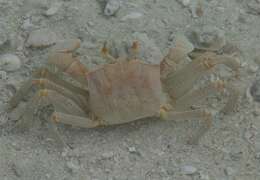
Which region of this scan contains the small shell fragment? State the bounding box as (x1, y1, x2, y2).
(181, 165, 197, 175)
(250, 79, 260, 103)
(104, 0, 120, 16)
(0, 21, 8, 46)
(178, 0, 191, 7)
(121, 12, 143, 21)
(45, 2, 62, 16)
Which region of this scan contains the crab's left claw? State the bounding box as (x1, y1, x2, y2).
(160, 35, 194, 78)
(48, 39, 88, 85)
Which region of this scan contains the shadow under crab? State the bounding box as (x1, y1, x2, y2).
(6, 37, 241, 147)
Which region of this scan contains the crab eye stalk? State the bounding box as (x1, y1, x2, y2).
(101, 41, 116, 63)
(129, 41, 140, 60)
(101, 41, 109, 55)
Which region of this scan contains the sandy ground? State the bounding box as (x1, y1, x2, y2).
(0, 0, 260, 179)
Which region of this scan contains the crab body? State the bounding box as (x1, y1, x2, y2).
(87, 60, 162, 125)
(7, 38, 240, 146)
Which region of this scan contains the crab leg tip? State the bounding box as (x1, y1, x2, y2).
(101, 42, 108, 55)
(214, 80, 225, 91)
(203, 111, 212, 128)
(131, 41, 139, 50)
(38, 89, 49, 97)
(159, 108, 167, 120)
(159, 105, 171, 120)
(51, 113, 60, 123)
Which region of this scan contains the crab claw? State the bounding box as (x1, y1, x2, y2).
(48, 39, 88, 84)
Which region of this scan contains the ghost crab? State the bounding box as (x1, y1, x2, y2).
(7, 37, 240, 146)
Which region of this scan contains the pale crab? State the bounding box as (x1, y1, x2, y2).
(7, 37, 240, 146)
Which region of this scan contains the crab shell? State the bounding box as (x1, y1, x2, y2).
(87, 60, 162, 125)
(7, 38, 241, 147)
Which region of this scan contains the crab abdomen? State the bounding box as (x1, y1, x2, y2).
(87, 60, 161, 125)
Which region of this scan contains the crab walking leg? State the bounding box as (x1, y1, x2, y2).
(51, 112, 100, 128)
(160, 35, 194, 78)
(16, 89, 88, 147)
(14, 90, 43, 130)
(101, 41, 117, 63)
(160, 108, 212, 144)
(31, 79, 89, 112)
(160, 48, 184, 77)
(7, 79, 33, 112)
(173, 80, 225, 110)
(16, 89, 86, 127)
(163, 52, 240, 99)
(7, 68, 89, 112)
(11, 89, 65, 149)
(45, 119, 67, 149)
(33, 68, 89, 96)
(37, 89, 87, 116)
(48, 52, 88, 85)
(221, 84, 240, 114)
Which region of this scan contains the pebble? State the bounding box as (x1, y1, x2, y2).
(121, 12, 143, 21)
(8, 102, 26, 121)
(21, 18, 35, 31)
(0, 54, 21, 72)
(104, 0, 120, 16)
(52, 39, 81, 52)
(181, 165, 197, 175)
(199, 172, 210, 180)
(45, 2, 62, 16)
(256, 152, 260, 159)
(101, 152, 114, 159)
(186, 25, 226, 51)
(177, 0, 203, 18)
(128, 146, 137, 153)
(0, 21, 8, 46)
(252, 107, 260, 116)
(0, 70, 7, 80)
(177, 0, 191, 7)
(247, 1, 260, 15)
(244, 124, 258, 144)
(250, 79, 260, 103)
(247, 64, 259, 74)
(229, 148, 243, 161)
(0, 111, 8, 125)
(27, 28, 58, 48)
(9, 34, 25, 51)
(254, 55, 260, 66)
(224, 167, 236, 176)
(11, 162, 23, 177)
(66, 160, 80, 174)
